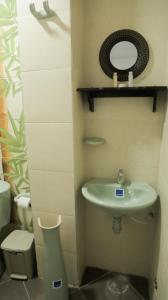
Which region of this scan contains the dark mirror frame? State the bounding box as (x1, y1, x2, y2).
(99, 29, 149, 81)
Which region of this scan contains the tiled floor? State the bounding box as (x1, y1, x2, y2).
(81, 267, 149, 300)
(0, 267, 149, 300)
(0, 272, 44, 300)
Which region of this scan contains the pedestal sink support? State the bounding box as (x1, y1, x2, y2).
(112, 216, 122, 234)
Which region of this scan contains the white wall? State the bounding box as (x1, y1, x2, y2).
(83, 0, 168, 87)
(17, 0, 79, 284)
(155, 31, 168, 300)
(17, 0, 168, 292)
(82, 0, 167, 279)
(71, 0, 85, 282)
(155, 102, 168, 300)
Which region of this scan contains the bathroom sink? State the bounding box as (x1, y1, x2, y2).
(81, 178, 157, 215)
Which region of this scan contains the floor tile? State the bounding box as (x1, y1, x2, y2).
(0, 258, 5, 282)
(25, 278, 45, 300)
(81, 272, 146, 300)
(0, 267, 149, 300)
(69, 289, 85, 300)
(130, 275, 149, 300)
(0, 271, 9, 284)
(81, 267, 108, 285)
(0, 280, 28, 300)
(81, 279, 108, 300)
(69, 287, 79, 295)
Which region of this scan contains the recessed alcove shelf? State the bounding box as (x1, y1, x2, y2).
(77, 86, 167, 112)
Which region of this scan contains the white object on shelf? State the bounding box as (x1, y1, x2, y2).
(113, 72, 118, 87)
(84, 137, 106, 146)
(118, 83, 127, 88)
(128, 71, 133, 87)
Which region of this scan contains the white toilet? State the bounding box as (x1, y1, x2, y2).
(0, 180, 11, 277)
(0, 180, 11, 233)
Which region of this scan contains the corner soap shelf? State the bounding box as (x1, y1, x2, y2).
(77, 86, 167, 112)
(84, 137, 106, 146)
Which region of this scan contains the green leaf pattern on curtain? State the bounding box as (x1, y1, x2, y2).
(0, 0, 21, 96)
(0, 0, 30, 195)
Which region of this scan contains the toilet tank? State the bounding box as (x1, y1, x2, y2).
(0, 181, 11, 230)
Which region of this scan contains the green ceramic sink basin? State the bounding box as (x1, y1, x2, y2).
(82, 178, 157, 215)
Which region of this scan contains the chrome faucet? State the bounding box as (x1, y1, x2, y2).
(117, 168, 125, 185)
(115, 169, 131, 186)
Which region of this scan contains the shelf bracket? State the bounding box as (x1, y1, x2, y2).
(152, 91, 157, 112)
(87, 93, 94, 112)
(77, 87, 167, 113)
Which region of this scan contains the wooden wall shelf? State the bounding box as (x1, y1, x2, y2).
(77, 86, 167, 112)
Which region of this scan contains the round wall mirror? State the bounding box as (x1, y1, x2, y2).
(109, 41, 138, 70)
(99, 29, 149, 81)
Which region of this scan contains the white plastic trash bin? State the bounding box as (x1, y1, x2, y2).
(38, 216, 69, 300)
(1, 230, 36, 280)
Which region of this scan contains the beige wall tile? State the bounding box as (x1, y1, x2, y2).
(22, 69, 72, 123)
(33, 211, 77, 253)
(25, 123, 74, 172)
(17, 0, 70, 17)
(124, 165, 158, 189)
(29, 170, 75, 215)
(84, 117, 164, 188)
(84, 98, 166, 122)
(18, 11, 71, 71)
(64, 251, 79, 285)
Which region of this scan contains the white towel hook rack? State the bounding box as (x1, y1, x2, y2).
(29, 1, 56, 19)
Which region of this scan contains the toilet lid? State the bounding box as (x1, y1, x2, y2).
(1, 230, 34, 252)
